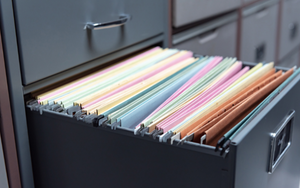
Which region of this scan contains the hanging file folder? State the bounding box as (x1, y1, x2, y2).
(32, 48, 297, 151)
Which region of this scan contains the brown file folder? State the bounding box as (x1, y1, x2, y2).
(180, 68, 276, 140)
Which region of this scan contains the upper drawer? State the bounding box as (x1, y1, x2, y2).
(240, 2, 278, 63)
(14, 0, 164, 85)
(173, 0, 241, 27)
(174, 20, 237, 58)
(279, 0, 300, 60)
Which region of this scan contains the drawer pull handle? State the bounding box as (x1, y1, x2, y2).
(289, 23, 298, 40)
(255, 43, 266, 63)
(198, 30, 218, 44)
(268, 110, 295, 174)
(256, 8, 268, 19)
(85, 14, 131, 30)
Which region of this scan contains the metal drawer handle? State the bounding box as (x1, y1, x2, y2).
(198, 29, 219, 44)
(256, 9, 268, 19)
(268, 110, 295, 174)
(255, 43, 266, 63)
(85, 14, 131, 30)
(289, 23, 298, 40)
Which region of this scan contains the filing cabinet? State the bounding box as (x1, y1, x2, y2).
(1, 0, 300, 188)
(240, 0, 278, 63)
(14, 0, 165, 85)
(279, 0, 300, 61)
(173, 13, 238, 58)
(173, 0, 241, 27)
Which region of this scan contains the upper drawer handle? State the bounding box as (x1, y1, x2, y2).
(85, 14, 131, 30)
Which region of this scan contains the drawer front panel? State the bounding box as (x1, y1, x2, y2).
(14, 0, 164, 85)
(277, 48, 300, 68)
(279, 0, 300, 60)
(241, 3, 278, 63)
(173, 0, 241, 27)
(174, 21, 237, 58)
(26, 110, 233, 188)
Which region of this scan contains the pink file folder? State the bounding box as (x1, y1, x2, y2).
(158, 64, 249, 132)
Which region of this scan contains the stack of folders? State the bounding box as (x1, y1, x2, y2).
(33, 46, 300, 155)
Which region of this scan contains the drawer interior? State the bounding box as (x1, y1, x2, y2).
(26, 50, 294, 150)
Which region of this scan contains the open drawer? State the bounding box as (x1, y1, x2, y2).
(25, 59, 300, 188)
(13, 0, 164, 85)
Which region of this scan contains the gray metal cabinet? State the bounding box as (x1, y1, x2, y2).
(279, 0, 300, 60)
(3, 1, 300, 188)
(173, 13, 237, 58)
(14, 0, 164, 85)
(240, 1, 278, 63)
(173, 0, 241, 27)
